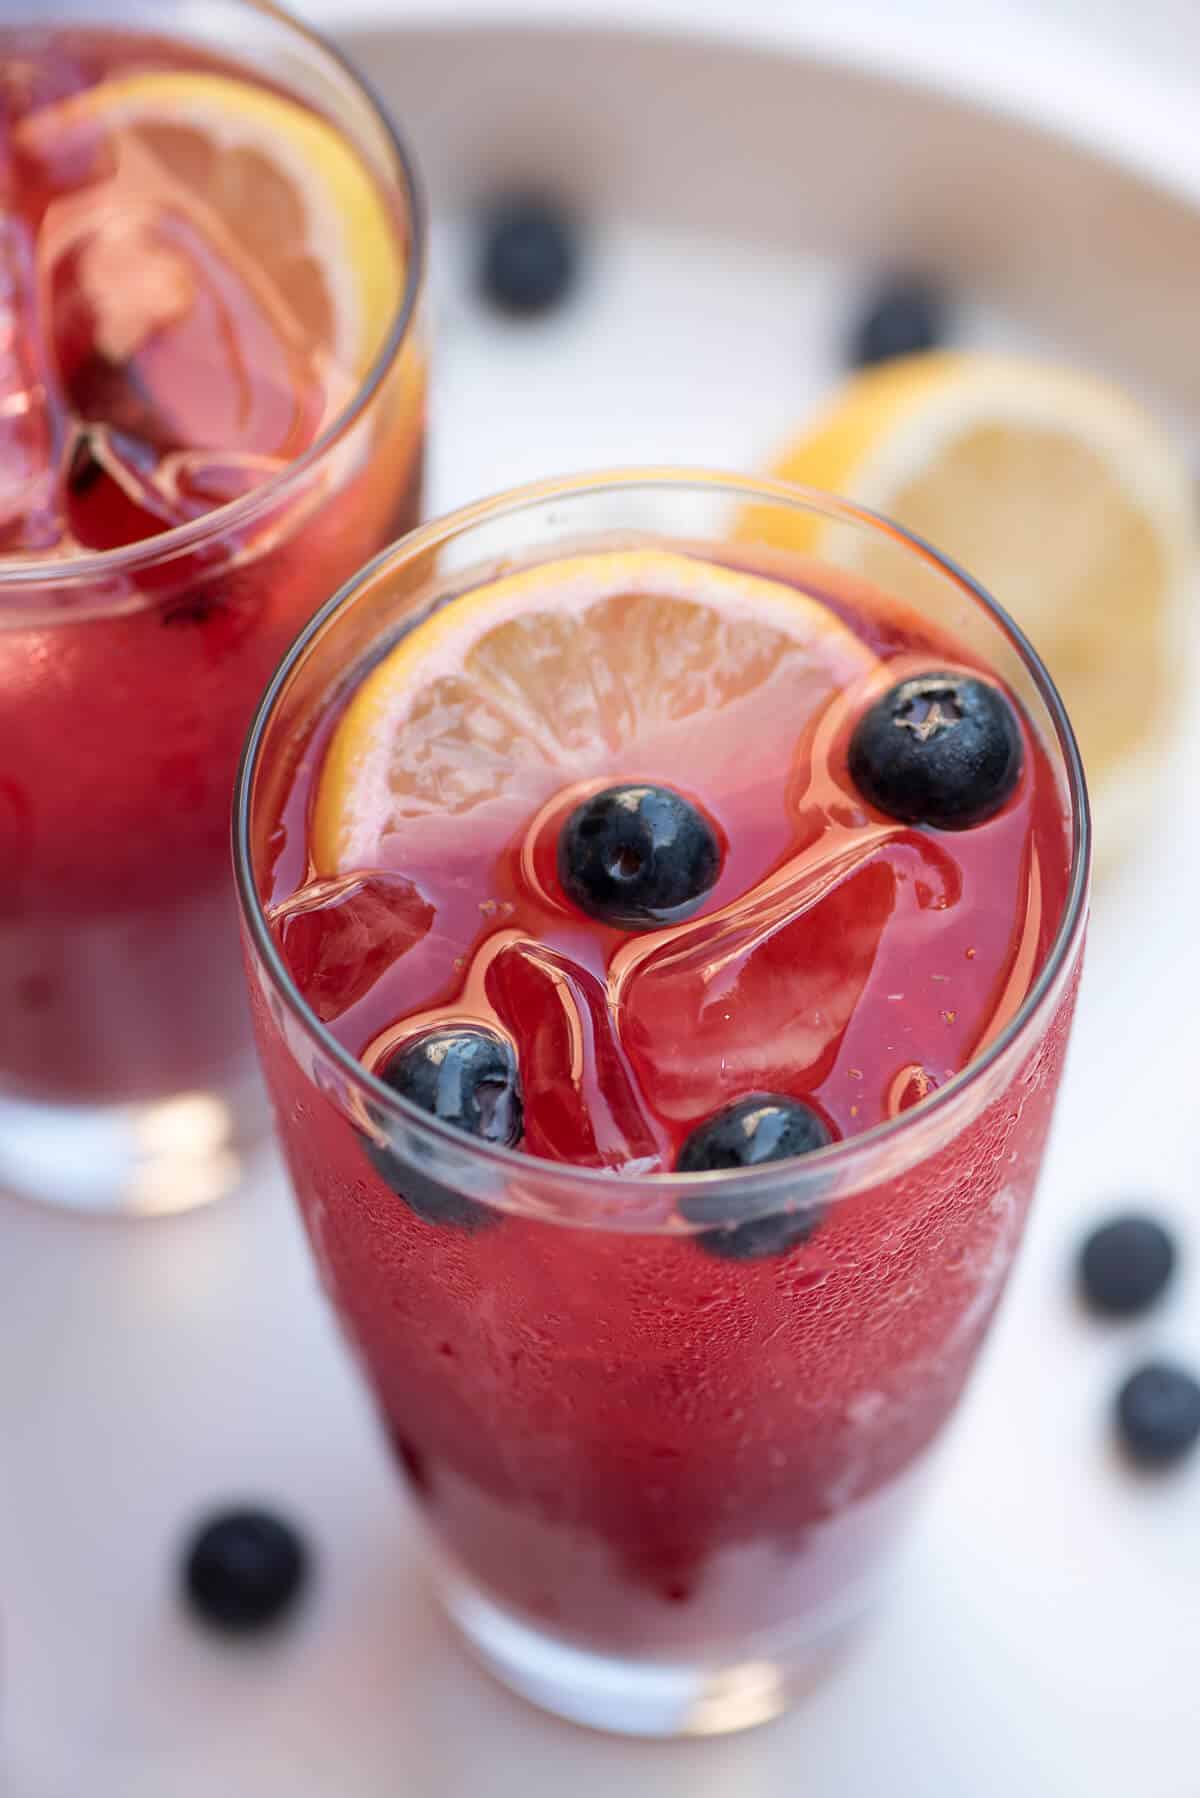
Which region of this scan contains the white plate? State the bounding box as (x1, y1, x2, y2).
(4, 15, 1199, 1798)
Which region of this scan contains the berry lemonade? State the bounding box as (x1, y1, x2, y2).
(0, 18, 422, 1181)
(242, 485, 1085, 1726)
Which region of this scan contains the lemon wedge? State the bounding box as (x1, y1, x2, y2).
(312, 547, 877, 875)
(21, 70, 404, 378)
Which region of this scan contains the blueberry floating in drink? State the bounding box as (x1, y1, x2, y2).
(558, 783, 722, 929)
(677, 1095, 832, 1260)
(363, 1027, 521, 1230)
(383, 1026, 523, 1149)
(849, 672, 1023, 829)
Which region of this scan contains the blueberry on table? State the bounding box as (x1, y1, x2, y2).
(848, 672, 1023, 830)
(183, 1508, 309, 1634)
(1115, 1363, 1200, 1469)
(849, 277, 948, 368)
(363, 1026, 521, 1229)
(1078, 1214, 1176, 1317)
(559, 783, 721, 930)
(677, 1094, 831, 1261)
(479, 197, 577, 316)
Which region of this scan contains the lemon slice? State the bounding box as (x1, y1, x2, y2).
(21, 71, 403, 379)
(744, 353, 1197, 863)
(313, 548, 877, 875)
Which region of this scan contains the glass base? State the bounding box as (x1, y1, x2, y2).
(439, 1564, 864, 1738)
(0, 1076, 267, 1216)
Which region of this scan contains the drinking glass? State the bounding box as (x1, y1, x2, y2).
(0, 0, 425, 1214)
(235, 472, 1089, 1736)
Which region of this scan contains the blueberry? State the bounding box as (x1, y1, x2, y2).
(479, 197, 577, 316)
(677, 1095, 831, 1261)
(849, 277, 948, 368)
(1115, 1363, 1200, 1469)
(383, 1026, 522, 1145)
(1078, 1214, 1176, 1317)
(848, 672, 1022, 830)
(559, 784, 721, 930)
(183, 1508, 309, 1634)
(363, 1027, 520, 1229)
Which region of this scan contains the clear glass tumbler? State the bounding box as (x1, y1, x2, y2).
(234, 473, 1089, 1736)
(0, 0, 425, 1214)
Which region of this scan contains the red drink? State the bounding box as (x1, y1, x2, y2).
(237, 475, 1088, 1734)
(0, 7, 424, 1212)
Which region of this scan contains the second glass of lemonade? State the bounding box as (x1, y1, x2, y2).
(236, 472, 1088, 1737)
(0, 0, 425, 1213)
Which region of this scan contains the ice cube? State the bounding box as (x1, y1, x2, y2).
(615, 826, 906, 1122)
(486, 939, 668, 1170)
(270, 874, 436, 1023)
(2, 43, 96, 209)
(64, 349, 183, 450)
(39, 164, 324, 462)
(47, 217, 192, 453)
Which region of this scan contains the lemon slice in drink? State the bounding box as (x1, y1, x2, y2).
(313, 548, 877, 876)
(21, 70, 404, 381)
(744, 353, 1197, 862)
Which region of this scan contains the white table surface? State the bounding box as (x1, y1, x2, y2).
(4, 5, 1200, 1795)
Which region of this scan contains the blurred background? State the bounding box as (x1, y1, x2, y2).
(3, 0, 1199, 1793)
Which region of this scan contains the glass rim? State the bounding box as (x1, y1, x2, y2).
(233, 467, 1091, 1220)
(0, 0, 426, 604)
